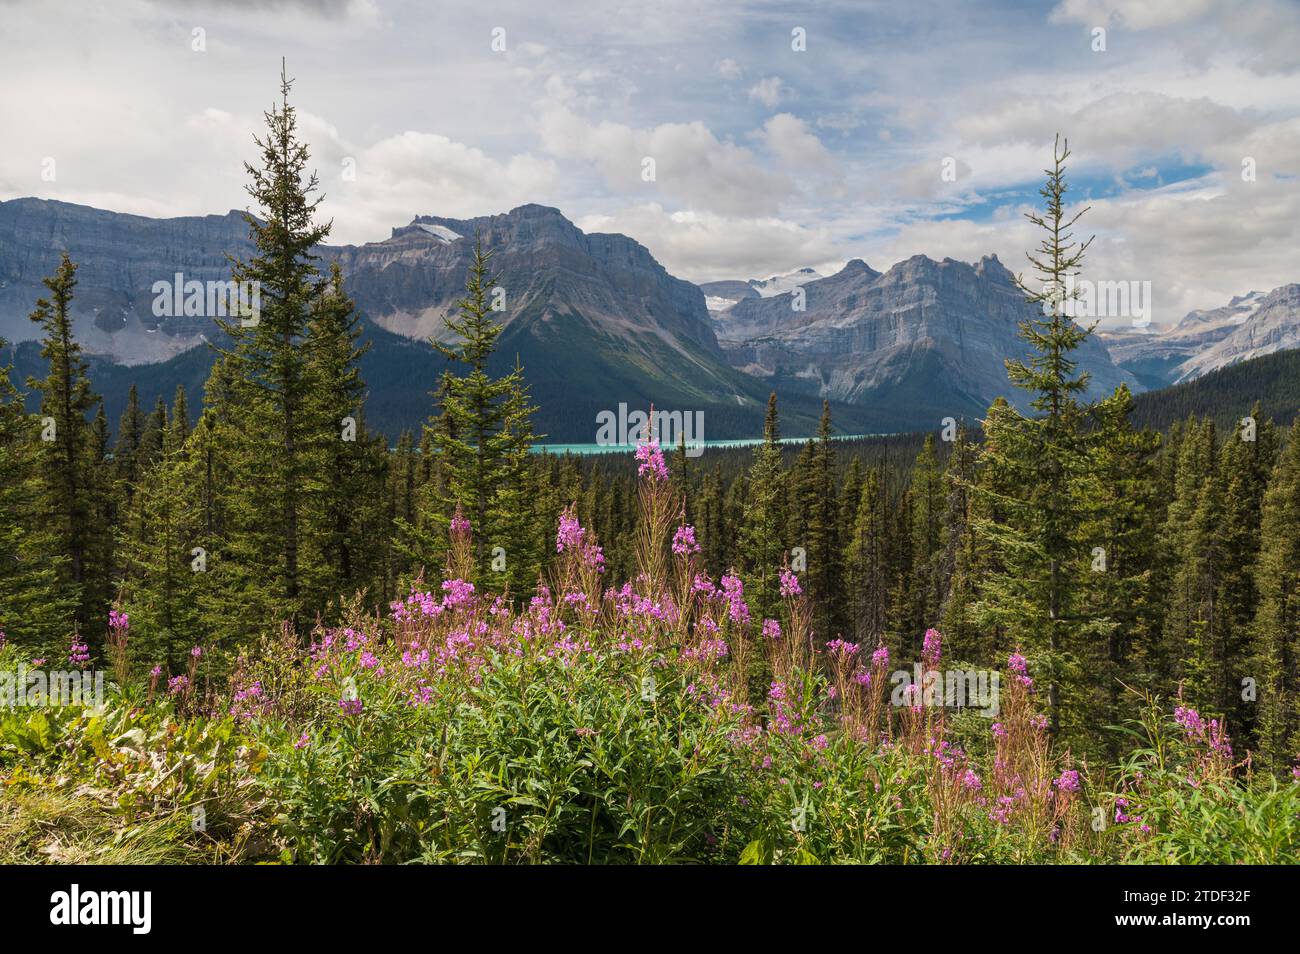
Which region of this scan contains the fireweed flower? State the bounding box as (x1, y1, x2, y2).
(721, 573, 750, 625)
(871, 644, 890, 669)
(761, 618, 781, 640)
(338, 698, 364, 716)
(922, 628, 942, 666)
(1007, 652, 1027, 675)
(1054, 769, 1081, 793)
(826, 638, 860, 658)
(779, 569, 801, 598)
(293, 732, 310, 750)
(108, 610, 129, 631)
(68, 634, 90, 668)
(190, 645, 203, 659)
(635, 441, 668, 482)
(441, 579, 476, 609)
(672, 524, 699, 556)
(961, 769, 983, 792)
(690, 574, 716, 597)
(556, 510, 585, 553)
(167, 675, 189, 695)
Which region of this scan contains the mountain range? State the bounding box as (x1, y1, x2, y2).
(2, 195, 1294, 441)
(1102, 285, 1300, 390)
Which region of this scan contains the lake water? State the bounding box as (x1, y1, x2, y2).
(530, 434, 878, 456)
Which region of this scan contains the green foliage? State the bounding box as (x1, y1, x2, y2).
(261, 645, 747, 864)
(741, 393, 788, 619)
(25, 254, 108, 640)
(0, 340, 73, 654)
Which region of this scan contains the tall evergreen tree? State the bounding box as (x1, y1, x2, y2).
(201, 64, 333, 645)
(26, 253, 108, 638)
(740, 393, 787, 619)
(844, 465, 890, 644)
(969, 136, 1097, 739)
(403, 237, 537, 592)
(1075, 385, 1160, 751)
(120, 396, 206, 668)
(1252, 420, 1300, 772)
(0, 339, 73, 652)
(806, 401, 844, 638)
(307, 263, 385, 605)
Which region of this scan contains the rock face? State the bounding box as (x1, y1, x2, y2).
(0, 197, 254, 364)
(0, 198, 787, 438)
(324, 204, 757, 430)
(715, 253, 1140, 423)
(330, 203, 723, 358)
(1103, 287, 1300, 387)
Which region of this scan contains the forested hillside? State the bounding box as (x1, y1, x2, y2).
(1130, 347, 1300, 433)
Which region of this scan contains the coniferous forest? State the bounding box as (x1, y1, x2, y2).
(3, 75, 1300, 887)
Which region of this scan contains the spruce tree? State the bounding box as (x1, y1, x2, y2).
(120, 398, 206, 668)
(844, 466, 890, 643)
(26, 253, 107, 638)
(740, 393, 787, 619)
(807, 401, 844, 638)
(0, 339, 74, 652)
(404, 237, 537, 592)
(201, 64, 334, 645)
(969, 136, 1096, 739)
(307, 262, 385, 605)
(1252, 420, 1300, 772)
(1075, 385, 1160, 750)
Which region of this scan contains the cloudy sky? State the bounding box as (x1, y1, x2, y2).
(2, 0, 1298, 326)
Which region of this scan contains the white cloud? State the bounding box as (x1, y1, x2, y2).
(755, 114, 838, 178)
(747, 76, 788, 108)
(576, 204, 837, 283)
(535, 105, 792, 216)
(716, 58, 742, 80)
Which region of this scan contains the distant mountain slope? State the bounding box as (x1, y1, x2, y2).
(715, 253, 1139, 422)
(1130, 347, 1300, 433)
(1104, 285, 1300, 388)
(0, 197, 254, 364)
(3, 318, 897, 443)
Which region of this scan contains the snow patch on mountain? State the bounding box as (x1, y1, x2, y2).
(416, 223, 463, 244)
(750, 267, 823, 298)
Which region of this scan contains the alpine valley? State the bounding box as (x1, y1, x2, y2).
(1, 195, 1296, 441)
